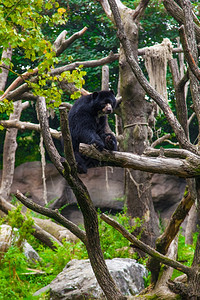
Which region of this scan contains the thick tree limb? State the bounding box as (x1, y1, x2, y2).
(15, 190, 86, 243)
(179, 25, 200, 81)
(144, 147, 197, 159)
(138, 47, 183, 56)
(132, 0, 150, 20)
(180, 0, 200, 141)
(53, 30, 68, 50)
(5, 82, 32, 101)
(79, 143, 200, 177)
(99, 0, 126, 21)
(107, 0, 198, 155)
(100, 213, 192, 276)
(0, 101, 23, 199)
(55, 27, 88, 57)
(157, 192, 193, 254)
(50, 51, 119, 76)
(59, 106, 77, 175)
(0, 120, 61, 140)
(0, 195, 62, 249)
(36, 96, 64, 175)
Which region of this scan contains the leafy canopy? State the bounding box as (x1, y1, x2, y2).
(0, 0, 86, 108)
(0, 0, 66, 60)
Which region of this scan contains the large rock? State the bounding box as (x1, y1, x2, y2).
(11, 161, 66, 205)
(49, 258, 147, 299)
(151, 174, 186, 219)
(9, 162, 124, 209)
(1, 161, 186, 224)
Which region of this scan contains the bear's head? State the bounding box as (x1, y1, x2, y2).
(91, 90, 116, 116)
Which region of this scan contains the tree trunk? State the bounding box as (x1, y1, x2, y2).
(0, 101, 23, 200)
(0, 46, 12, 91)
(117, 7, 159, 248)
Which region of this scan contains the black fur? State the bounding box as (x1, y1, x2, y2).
(68, 90, 117, 173)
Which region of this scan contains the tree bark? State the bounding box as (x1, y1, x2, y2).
(0, 46, 12, 91)
(101, 0, 159, 249)
(0, 101, 23, 199)
(35, 97, 125, 300)
(79, 143, 200, 177)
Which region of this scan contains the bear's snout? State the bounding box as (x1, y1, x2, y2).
(102, 103, 113, 114)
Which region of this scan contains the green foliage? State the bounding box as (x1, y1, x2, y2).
(172, 232, 198, 279)
(0, 0, 85, 107)
(1, 207, 199, 298)
(0, 246, 30, 299)
(55, 0, 119, 92)
(99, 212, 131, 259)
(7, 205, 35, 247)
(99, 210, 145, 259)
(0, 98, 13, 115)
(0, 210, 141, 298)
(0, 0, 67, 52)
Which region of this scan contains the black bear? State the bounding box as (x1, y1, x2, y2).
(68, 90, 117, 174)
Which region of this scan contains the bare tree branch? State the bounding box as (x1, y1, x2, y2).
(55, 27, 88, 56)
(151, 134, 171, 148)
(179, 25, 200, 81)
(144, 147, 197, 159)
(36, 96, 64, 174)
(99, 0, 126, 21)
(50, 51, 119, 76)
(0, 68, 38, 101)
(59, 106, 77, 175)
(0, 120, 61, 140)
(0, 101, 23, 199)
(100, 213, 192, 276)
(169, 58, 188, 137)
(53, 30, 68, 50)
(15, 190, 86, 243)
(148, 190, 194, 283)
(138, 47, 183, 55)
(180, 0, 200, 139)
(132, 0, 150, 20)
(79, 143, 200, 177)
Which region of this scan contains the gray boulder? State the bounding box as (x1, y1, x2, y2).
(49, 258, 147, 299)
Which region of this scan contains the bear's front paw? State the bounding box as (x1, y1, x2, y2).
(104, 134, 117, 151)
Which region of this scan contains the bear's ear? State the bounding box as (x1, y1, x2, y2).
(92, 92, 99, 99)
(109, 89, 114, 95)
